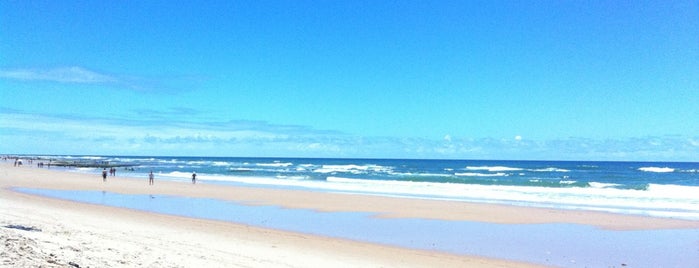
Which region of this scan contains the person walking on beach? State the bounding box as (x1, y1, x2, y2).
(102, 168, 108, 182)
(192, 172, 197, 184)
(149, 171, 154, 185)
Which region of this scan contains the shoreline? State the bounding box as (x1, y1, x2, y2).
(3, 161, 699, 267)
(1, 162, 543, 267)
(4, 161, 698, 230)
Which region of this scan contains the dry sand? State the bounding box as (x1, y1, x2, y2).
(2, 161, 697, 267)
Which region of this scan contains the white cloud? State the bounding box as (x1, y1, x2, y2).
(689, 139, 699, 147)
(0, 66, 116, 84)
(1, 111, 698, 161)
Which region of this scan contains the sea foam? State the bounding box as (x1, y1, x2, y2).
(638, 167, 675, 173)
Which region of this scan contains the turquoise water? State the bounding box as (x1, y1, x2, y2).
(15, 187, 699, 267)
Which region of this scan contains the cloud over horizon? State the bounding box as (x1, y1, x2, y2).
(1, 110, 697, 161)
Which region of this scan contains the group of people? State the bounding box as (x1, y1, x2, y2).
(36, 161, 50, 168)
(3, 156, 37, 167)
(101, 168, 118, 181)
(103, 170, 197, 185)
(11, 157, 32, 167)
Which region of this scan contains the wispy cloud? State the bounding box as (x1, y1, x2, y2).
(1, 110, 698, 161)
(0, 66, 116, 84)
(0, 66, 203, 93)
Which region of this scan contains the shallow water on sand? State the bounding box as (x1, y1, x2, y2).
(15, 187, 699, 267)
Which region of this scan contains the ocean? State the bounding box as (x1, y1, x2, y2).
(40, 155, 699, 220)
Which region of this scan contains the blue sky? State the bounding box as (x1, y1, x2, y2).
(1, 1, 698, 161)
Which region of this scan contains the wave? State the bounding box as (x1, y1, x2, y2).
(163, 171, 197, 178)
(256, 162, 293, 167)
(228, 168, 254, 173)
(465, 166, 523, 172)
(588, 182, 622, 189)
(467, 166, 569, 173)
(275, 175, 312, 180)
(638, 167, 675, 173)
(389, 172, 454, 178)
(185, 160, 209, 165)
(314, 164, 392, 174)
(156, 159, 182, 164)
(646, 184, 698, 198)
(296, 164, 319, 171)
(63, 156, 106, 160)
(531, 167, 570, 172)
(321, 177, 699, 220)
(454, 172, 507, 177)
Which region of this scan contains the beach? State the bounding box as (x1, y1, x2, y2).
(2, 161, 698, 267)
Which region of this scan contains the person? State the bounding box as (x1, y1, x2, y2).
(191, 172, 197, 184)
(102, 168, 108, 182)
(149, 171, 154, 185)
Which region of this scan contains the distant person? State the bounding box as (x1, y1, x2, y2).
(192, 172, 197, 184)
(102, 168, 108, 182)
(149, 171, 154, 185)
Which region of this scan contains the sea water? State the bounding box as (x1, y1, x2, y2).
(32, 156, 699, 220)
(14, 188, 699, 267)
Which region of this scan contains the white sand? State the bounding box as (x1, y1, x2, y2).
(2, 162, 548, 267)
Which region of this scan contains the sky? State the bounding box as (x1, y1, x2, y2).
(1, 0, 698, 161)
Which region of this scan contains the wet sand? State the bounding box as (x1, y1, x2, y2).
(2, 161, 697, 267)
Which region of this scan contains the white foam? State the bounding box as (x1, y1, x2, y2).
(531, 167, 570, 172)
(638, 167, 675, 173)
(588, 182, 621, 188)
(113, 168, 699, 220)
(314, 164, 392, 174)
(454, 172, 507, 177)
(389, 171, 453, 177)
(275, 175, 311, 180)
(66, 156, 105, 160)
(256, 162, 293, 167)
(322, 178, 699, 219)
(465, 166, 523, 172)
(646, 184, 698, 199)
(163, 171, 195, 178)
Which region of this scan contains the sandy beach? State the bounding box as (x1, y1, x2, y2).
(2, 161, 698, 267)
